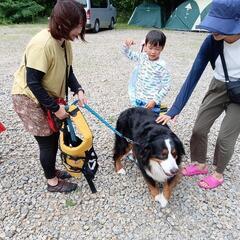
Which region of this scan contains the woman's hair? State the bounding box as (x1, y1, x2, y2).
(49, 0, 86, 41)
(145, 30, 166, 48)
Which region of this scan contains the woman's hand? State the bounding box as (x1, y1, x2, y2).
(77, 90, 87, 107)
(54, 104, 69, 120)
(145, 100, 156, 110)
(156, 114, 172, 125)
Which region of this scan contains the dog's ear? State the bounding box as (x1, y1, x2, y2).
(143, 144, 152, 164)
(135, 144, 151, 165)
(171, 132, 185, 156)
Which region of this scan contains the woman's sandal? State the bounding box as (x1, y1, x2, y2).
(181, 163, 208, 176)
(47, 179, 78, 193)
(198, 175, 224, 190)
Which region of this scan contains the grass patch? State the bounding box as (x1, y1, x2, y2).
(0, 16, 48, 26)
(115, 23, 146, 30)
(65, 199, 77, 207)
(1, 20, 147, 31)
(108, 115, 116, 124)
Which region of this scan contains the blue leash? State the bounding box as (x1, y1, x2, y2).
(71, 100, 135, 144)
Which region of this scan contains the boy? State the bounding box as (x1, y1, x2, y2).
(122, 30, 171, 114)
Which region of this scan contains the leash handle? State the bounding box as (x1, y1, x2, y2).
(64, 105, 77, 143)
(66, 118, 77, 142)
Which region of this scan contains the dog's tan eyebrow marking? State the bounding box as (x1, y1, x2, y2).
(172, 149, 177, 156)
(162, 149, 168, 155)
(159, 149, 168, 160)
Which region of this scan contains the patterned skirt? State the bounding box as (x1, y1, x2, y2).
(12, 94, 53, 136)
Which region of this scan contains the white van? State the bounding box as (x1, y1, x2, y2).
(77, 0, 117, 33)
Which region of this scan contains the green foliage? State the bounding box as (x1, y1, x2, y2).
(0, 0, 44, 24)
(115, 23, 145, 30)
(112, 0, 143, 22)
(34, 0, 56, 16)
(65, 199, 77, 207)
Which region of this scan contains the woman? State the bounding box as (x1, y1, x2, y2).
(12, 0, 87, 192)
(156, 0, 240, 189)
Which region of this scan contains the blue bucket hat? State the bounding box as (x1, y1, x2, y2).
(196, 0, 240, 35)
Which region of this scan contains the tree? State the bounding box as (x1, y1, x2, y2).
(34, 0, 56, 16)
(0, 0, 44, 23)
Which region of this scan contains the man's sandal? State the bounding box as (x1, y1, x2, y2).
(181, 163, 208, 176)
(198, 175, 224, 190)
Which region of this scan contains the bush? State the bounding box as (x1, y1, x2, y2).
(0, 0, 44, 24)
(112, 0, 142, 22)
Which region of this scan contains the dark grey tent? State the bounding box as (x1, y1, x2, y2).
(128, 2, 162, 28)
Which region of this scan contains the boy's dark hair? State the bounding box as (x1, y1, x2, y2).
(145, 30, 166, 48)
(49, 0, 86, 41)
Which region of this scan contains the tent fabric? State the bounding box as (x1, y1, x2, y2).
(165, 0, 212, 31)
(128, 3, 162, 29)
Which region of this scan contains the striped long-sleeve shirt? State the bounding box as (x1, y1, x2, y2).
(122, 45, 171, 105)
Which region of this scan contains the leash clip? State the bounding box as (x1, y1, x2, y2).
(125, 137, 135, 144)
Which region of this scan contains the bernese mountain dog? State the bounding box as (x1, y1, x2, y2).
(113, 107, 185, 208)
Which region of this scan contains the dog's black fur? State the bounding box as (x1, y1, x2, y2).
(113, 107, 185, 207)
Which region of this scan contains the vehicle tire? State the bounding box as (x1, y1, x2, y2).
(109, 18, 114, 30)
(93, 20, 100, 33)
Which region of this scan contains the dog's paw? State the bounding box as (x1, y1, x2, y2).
(155, 193, 168, 208)
(117, 168, 126, 175)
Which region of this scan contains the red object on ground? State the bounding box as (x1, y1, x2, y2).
(0, 122, 6, 133)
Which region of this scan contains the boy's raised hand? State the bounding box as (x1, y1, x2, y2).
(124, 39, 135, 48)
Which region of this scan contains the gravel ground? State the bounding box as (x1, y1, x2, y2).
(0, 25, 240, 240)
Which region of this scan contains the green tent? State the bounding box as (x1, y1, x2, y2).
(128, 2, 162, 28)
(165, 0, 212, 31)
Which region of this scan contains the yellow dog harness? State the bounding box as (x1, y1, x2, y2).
(59, 103, 98, 193)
